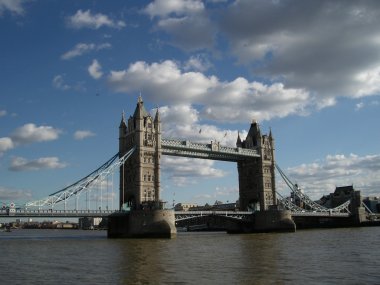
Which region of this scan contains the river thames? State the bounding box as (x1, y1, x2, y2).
(0, 227, 379, 284)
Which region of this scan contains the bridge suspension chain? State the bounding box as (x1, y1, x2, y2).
(275, 164, 351, 213)
(25, 147, 136, 208)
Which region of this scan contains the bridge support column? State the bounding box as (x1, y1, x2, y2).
(107, 209, 176, 238)
(352, 206, 367, 224)
(253, 209, 295, 233)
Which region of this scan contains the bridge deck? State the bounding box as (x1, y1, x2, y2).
(162, 139, 259, 161)
(0, 209, 351, 219)
(0, 209, 115, 218)
(174, 210, 350, 220)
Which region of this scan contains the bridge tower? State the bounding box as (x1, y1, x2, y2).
(119, 96, 162, 210)
(237, 121, 276, 211)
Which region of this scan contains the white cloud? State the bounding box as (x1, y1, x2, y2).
(10, 123, 61, 145)
(52, 75, 86, 92)
(74, 130, 96, 140)
(141, 1, 380, 109)
(183, 54, 212, 72)
(355, 102, 364, 111)
(354, 66, 380, 97)
(162, 156, 227, 186)
(144, 0, 204, 18)
(61, 42, 111, 60)
(67, 9, 125, 30)
(9, 156, 67, 171)
(0, 137, 14, 153)
(108, 60, 310, 123)
(0, 0, 25, 16)
(0, 124, 61, 155)
(0, 110, 7, 117)
(220, 0, 380, 102)
(280, 153, 380, 200)
(108, 60, 216, 104)
(0, 186, 32, 201)
(144, 0, 214, 51)
(88, 59, 103, 79)
(214, 186, 238, 197)
(52, 75, 70, 90)
(157, 104, 245, 147)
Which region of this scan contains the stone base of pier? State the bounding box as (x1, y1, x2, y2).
(227, 209, 296, 234)
(253, 209, 296, 233)
(107, 209, 177, 238)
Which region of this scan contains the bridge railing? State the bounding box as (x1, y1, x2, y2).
(0, 209, 118, 217)
(174, 210, 253, 221)
(162, 138, 259, 160)
(175, 210, 252, 215)
(291, 211, 350, 217)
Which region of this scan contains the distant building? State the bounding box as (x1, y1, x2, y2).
(318, 185, 362, 212)
(362, 196, 380, 213)
(55, 222, 78, 229)
(211, 203, 237, 211)
(174, 203, 198, 211)
(79, 217, 103, 229)
(184, 201, 238, 211)
(331, 185, 361, 210)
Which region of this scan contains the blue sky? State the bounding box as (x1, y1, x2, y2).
(1, 0, 380, 209)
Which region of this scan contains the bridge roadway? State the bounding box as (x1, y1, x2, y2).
(0, 209, 115, 218)
(0, 209, 351, 219)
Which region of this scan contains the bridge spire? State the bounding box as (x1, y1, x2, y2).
(119, 111, 127, 154)
(236, 131, 242, 147)
(120, 110, 126, 126)
(154, 106, 161, 123)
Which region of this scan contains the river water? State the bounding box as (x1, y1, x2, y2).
(0, 227, 379, 285)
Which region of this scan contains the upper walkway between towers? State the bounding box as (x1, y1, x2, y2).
(161, 138, 260, 161)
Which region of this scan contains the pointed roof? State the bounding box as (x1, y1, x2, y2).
(119, 110, 127, 128)
(133, 95, 150, 118)
(247, 119, 261, 139)
(236, 131, 242, 147)
(269, 127, 273, 140)
(154, 106, 160, 123)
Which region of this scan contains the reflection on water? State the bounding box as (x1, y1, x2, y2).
(0, 228, 379, 284)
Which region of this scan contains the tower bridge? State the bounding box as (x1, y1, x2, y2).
(4, 96, 371, 237)
(118, 95, 278, 213)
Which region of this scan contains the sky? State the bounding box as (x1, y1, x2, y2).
(1, 0, 380, 209)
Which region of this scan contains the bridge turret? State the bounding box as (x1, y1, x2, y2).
(245, 120, 261, 148)
(154, 107, 161, 147)
(119, 111, 127, 155)
(134, 95, 148, 131)
(120, 96, 162, 210)
(236, 131, 242, 147)
(237, 121, 276, 211)
(154, 107, 161, 128)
